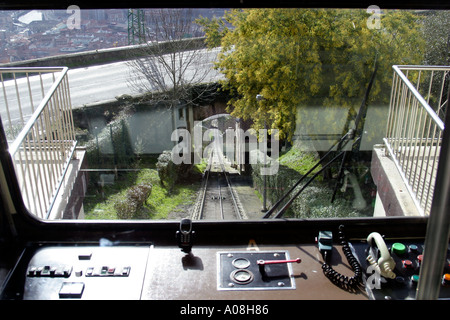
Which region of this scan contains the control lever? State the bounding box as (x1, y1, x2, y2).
(366, 232, 396, 279)
(176, 218, 195, 253)
(257, 258, 301, 275)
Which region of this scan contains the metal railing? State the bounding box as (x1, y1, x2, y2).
(384, 65, 449, 216)
(0, 67, 77, 219)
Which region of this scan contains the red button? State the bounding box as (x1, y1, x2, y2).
(417, 255, 423, 264)
(403, 260, 413, 268)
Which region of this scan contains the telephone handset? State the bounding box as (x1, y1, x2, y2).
(366, 232, 396, 279)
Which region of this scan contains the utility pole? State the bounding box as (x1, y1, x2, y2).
(256, 94, 267, 212)
(128, 9, 146, 45)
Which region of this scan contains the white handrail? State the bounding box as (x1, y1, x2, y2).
(392, 65, 445, 131)
(0, 67, 76, 219)
(385, 65, 449, 216)
(6, 67, 69, 156)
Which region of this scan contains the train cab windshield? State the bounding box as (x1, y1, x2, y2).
(2, 6, 448, 224)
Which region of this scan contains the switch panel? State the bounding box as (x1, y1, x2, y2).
(19, 245, 151, 300)
(217, 251, 297, 291)
(351, 240, 450, 300)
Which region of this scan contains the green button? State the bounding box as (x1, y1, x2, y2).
(392, 242, 407, 255)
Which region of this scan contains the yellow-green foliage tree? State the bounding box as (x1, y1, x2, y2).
(198, 9, 425, 141)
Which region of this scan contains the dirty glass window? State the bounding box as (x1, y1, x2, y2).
(1, 7, 447, 221)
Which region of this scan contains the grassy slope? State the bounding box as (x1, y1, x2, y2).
(83, 169, 199, 220)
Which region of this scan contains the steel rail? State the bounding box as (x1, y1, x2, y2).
(195, 146, 243, 220)
(218, 154, 243, 220)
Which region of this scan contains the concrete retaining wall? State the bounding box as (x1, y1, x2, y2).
(0, 37, 206, 69)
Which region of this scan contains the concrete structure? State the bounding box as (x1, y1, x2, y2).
(371, 145, 420, 216)
(370, 66, 449, 217)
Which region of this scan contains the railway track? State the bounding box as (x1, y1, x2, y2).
(191, 149, 246, 220)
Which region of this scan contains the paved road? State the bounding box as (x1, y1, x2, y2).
(68, 60, 140, 107)
(1, 47, 221, 129)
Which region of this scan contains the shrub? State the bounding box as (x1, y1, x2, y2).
(128, 183, 152, 205)
(84, 113, 134, 168)
(114, 182, 152, 219)
(114, 197, 136, 220)
(156, 150, 178, 191)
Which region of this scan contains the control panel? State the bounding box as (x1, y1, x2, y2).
(1, 231, 450, 300)
(16, 245, 151, 300)
(217, 251, 300, 291)
(355, 237, 450, 300)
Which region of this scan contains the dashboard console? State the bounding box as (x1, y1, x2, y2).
(2, 220, 449, 301)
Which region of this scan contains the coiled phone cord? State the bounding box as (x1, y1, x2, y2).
(321, 225, 362, 290)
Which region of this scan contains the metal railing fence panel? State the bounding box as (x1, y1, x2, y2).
(385, 65, 449, 215)
(0, 67, 76, 219)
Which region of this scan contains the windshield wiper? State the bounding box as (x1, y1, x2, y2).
(262, 130, 354, 219)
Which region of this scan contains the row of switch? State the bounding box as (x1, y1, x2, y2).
(390, 242, 421, 256)
(389, 242, 450, 287)
(85, 266, 131, 277)
(27, 265, 131, 278)
(28, 265, 72, 277)
(390, 242, 423, 272)
(397, 272, 450, 287)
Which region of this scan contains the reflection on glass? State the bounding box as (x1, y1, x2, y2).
(1, 8, 448, 221)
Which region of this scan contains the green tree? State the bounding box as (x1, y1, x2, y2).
(201, 8, 425, 141)
(421, 10, 450, 65)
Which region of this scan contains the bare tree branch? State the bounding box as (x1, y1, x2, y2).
(127, 9, 218, 108)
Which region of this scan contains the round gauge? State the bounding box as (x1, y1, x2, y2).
(230, 269, 254, 284)
(232, 258, 251, 269)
